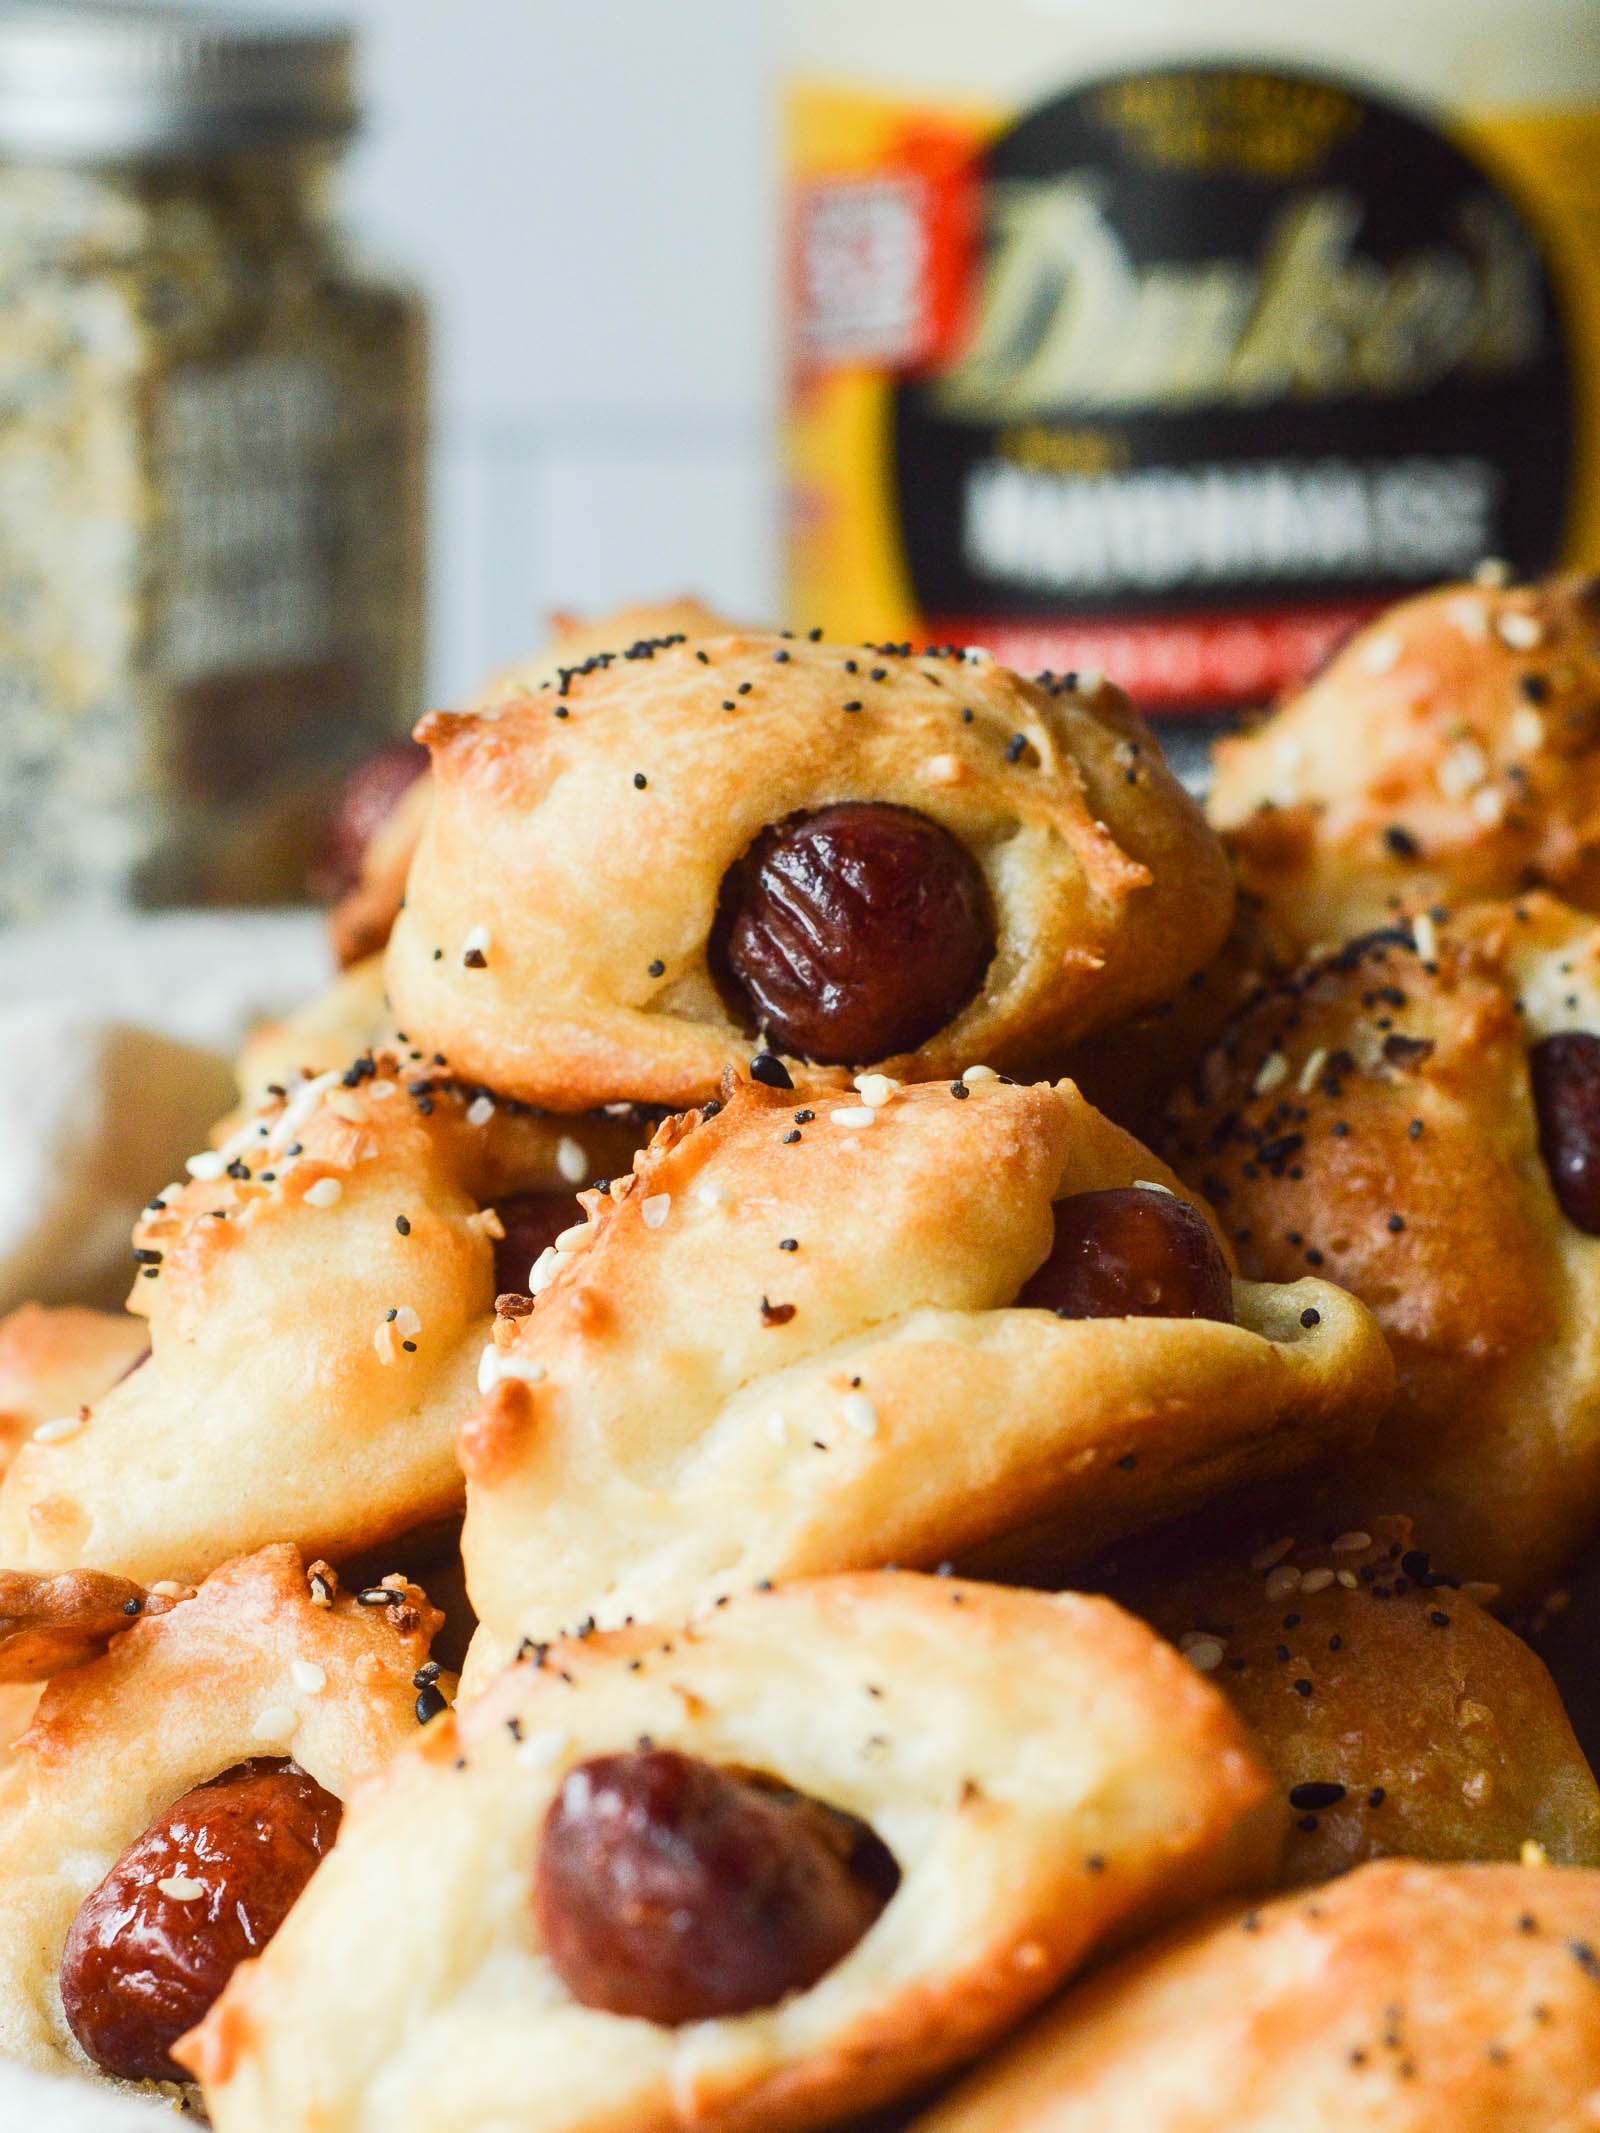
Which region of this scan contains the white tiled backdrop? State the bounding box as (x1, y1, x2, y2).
(286, 0, 779, 704)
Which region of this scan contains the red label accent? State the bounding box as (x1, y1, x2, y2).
(790, 124, 979, 376)
(924, 600, 1388, 714)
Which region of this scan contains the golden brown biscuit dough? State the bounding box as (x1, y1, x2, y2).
(232, 954, 393, 1113)
(0, 1543, 447, 2079)
(0, 1304, 148, 1481)
(1211, 572, 1600, 953)
(474, 596, 737, 712)
(909, 1862, 1600, 2133)
(328, 600, 735, 968)
(1158, 894, 1600, 1596)
(0, 1682, 40, 1758)
(459, 1072, 1392, 1686)
(1126, 1516, 1600, 1888)
(0, 1052, 643, 1585)
(0, 1568, 193, 1683)
(385, 637, 1233, 1110)
(181, 1573, 1282, 2133)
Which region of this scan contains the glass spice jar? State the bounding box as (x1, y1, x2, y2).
(0, 2, 426, 916)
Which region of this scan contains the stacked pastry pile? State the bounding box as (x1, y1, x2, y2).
(5, 582, 1600, 2131)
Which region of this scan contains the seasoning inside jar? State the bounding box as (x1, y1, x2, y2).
(0, 2, 426, 916)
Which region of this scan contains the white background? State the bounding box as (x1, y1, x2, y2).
(285, 0, 779, 703)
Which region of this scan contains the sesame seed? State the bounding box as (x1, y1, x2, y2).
(1510, 706, 1546, 754)
(633, 772, 648, 789)
(252, 1704, 296, 1740)
(1331, 1531, 1372, 1553)
(1183, 1635, 1225, 1673)
(1253, 1051, 1289, 1094)
(749, 1053, 794, 1090)
(1498, 610, 1544, 650)
(304, 1176, 343, 1209)
(1299, 1568, 1335, 1594)
(1251, 1537, 1296, 1571)
(185, 1150, 226, 1181)
(466, 1095, 495, 1127)
(291, 1661, 326, 1694)
(961, 1064, 999, 1085)
(831, 1106, 877, 1128)
(1362, 632, 1403, 674)
(1297, 1047, 1328, 1094)
(842, 1391, 879, 1437)
(555, 1137, 588, 1184)
(1444, 593, 1491, 641)
(462, 924, 491, 968)
(32, 1415, 83, 1444)
(1264, 1565, 1303, 1601)
(156, 1875, 205, 1901)
(1300, 1307, 1321, 1328)
(648, 958, 665, 978)
(640, 1194, 672, 1229)
(854, 1072, 900, 1107)
(395, 1214, 411, 1235)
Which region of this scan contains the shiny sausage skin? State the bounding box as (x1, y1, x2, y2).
(535, 1748, 899, 2024)
(491, 1190, 585, 1296)
(716, 803, 994, 1065)
(60, 1758, 341, 2082)
(1530, 1033, 1600, 1233)
(1018, 1186, 1234, 1322)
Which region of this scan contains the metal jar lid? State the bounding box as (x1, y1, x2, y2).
(0, 2, 356, 162)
